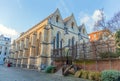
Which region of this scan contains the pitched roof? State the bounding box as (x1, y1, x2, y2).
(25, 9, 61, 34)
(78, 24, 85, 31)
(63, 16, 71, 23)
(20, 11, 55, 38)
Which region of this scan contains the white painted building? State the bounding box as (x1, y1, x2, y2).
(0, 35, 11, 64)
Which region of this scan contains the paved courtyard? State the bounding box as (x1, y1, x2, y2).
(0, 65, 89, 81)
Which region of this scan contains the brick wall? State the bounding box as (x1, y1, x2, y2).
(79, 59, 120, 72)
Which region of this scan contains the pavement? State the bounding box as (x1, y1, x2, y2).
(0, 65, 90, 81)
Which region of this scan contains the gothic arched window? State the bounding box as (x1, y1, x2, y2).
(71, 22, 74, 29)
(56, 32, 59, 48)
(60, 39, 63, 49)
(56, 15, 59, 23)
(53, 37, 56, 49)
(38, 32, 42, 55)
(72, 37, 75, 46)
(83, 28, 85, 34)
(68, 39, 71, 46)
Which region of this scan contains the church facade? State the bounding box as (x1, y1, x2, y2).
(9, 9, 89, 70)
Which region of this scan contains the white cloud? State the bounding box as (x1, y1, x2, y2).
(79, 9, 104, 33)
(92, 10, 103, 22)
(80, 15, 90, 24)
(0, 24, 19, 40)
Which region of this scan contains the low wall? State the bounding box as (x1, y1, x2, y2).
(53, 59, 120, 72)
(76, 59, 120, 72)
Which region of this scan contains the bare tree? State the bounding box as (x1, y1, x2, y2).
(94, 9, 120, 32)
(93, 9, 107, 31)
(107, 11, 120, 32)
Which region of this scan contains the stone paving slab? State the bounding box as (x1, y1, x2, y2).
(0, 65, 90, 81)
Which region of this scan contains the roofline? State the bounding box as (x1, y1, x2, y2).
(88, 29, 110, 35)
(18, 8, 62, 38)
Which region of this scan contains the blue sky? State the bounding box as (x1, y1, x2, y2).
(0, 0, 120, 40)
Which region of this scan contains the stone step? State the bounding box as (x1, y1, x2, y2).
(54, 68, 63, 76)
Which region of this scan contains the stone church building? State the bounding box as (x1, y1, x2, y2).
(9, 9, 89, 70)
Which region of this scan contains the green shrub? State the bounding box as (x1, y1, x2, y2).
(101, 70, 120, 81)
(88, 72, 95, 80)
(75, 70, 101, 81)
(45, 66, 55, 73)
(88, 71, 101, 81)
(99, 52, 107, 58)
(94, 72, 101, 81)
(74, 70, 81, 78)
(81, 70, 89, 79)
(99, 52, 119, 59)
(74, 70, 83, 78)
(79, 70, 84, 78)
(74, 71, 80, 78)
(116, 49, 120, 55)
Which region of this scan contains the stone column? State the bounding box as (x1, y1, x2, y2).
(37, 33, 42, 70)
(20, 51, 23, 67)
(27, 58, 30, 69)
(27, 47, 32, 68)
(15, 52, 18, 67)
(47, 29, 52, 66)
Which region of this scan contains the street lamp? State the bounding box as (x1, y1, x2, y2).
(64, 46, 69, 65)
(63, 45, 74, 65)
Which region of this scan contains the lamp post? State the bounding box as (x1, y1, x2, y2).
(64, 46, 70, 65)
(63, 44, 75, 65)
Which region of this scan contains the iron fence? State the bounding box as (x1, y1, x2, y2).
(52, 38, 117, 71)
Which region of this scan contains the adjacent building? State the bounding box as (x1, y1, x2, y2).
(9, 9, 89, 70)
(89, 29, 111, 42)
(89, 30, 116, 58)
(0, 35, 11, 64)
